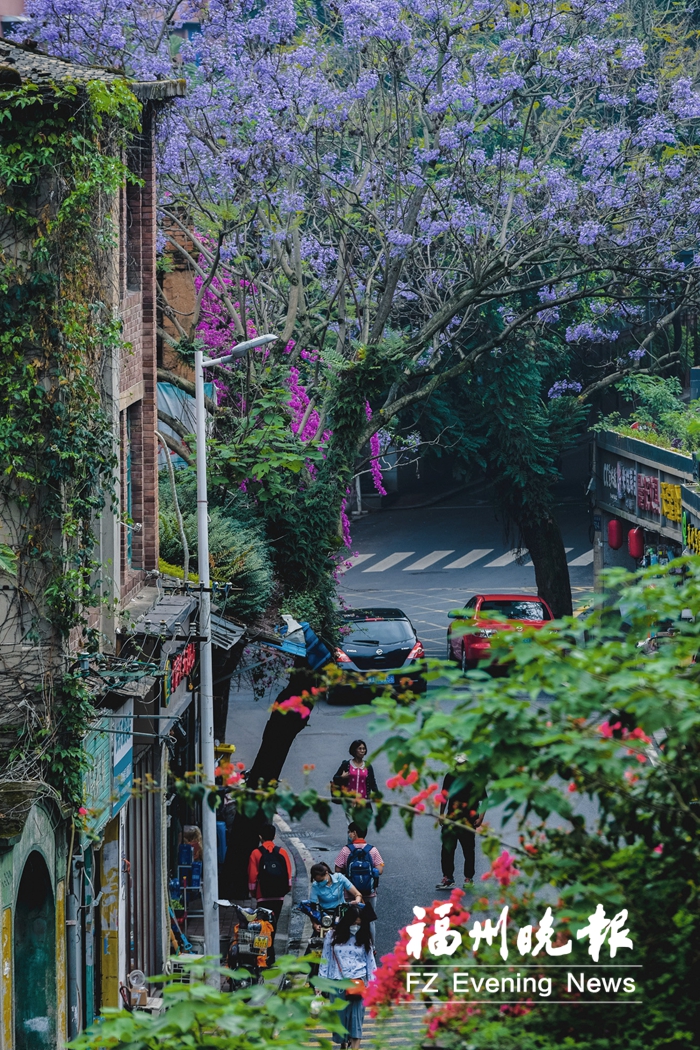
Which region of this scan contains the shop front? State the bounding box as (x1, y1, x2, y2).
(592, 431, 696, 586)
(0, 786, 68, 1050)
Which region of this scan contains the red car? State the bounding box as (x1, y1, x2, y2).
(447, 594, 554, 670)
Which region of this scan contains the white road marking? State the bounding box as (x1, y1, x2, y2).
(485, 549, 524, 567)
(362, 552, 415, 572)
(568, 549, 594, 566)
(403, 550, 455, 571)
(524, 547, 572, 566)
(443, 549, 494, 569)
(338, 553, 376, 573)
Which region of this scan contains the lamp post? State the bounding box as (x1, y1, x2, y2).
(194, 333, 277, 962)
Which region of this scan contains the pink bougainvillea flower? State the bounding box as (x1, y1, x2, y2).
(626, 726, 652, 744)
(481, 849, 520, 887)
(653, 844, 664, 854)
(409, 784, 439, 808)
(273, 694, 311, 718)
(386, 768, 420, 790)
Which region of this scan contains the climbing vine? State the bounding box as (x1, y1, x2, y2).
(0, 76, 140, 807)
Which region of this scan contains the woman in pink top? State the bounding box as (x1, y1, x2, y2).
(332, 740, 379, 801)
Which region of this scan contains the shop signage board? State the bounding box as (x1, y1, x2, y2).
(682, 485, 700, 555)
(596, 432, 693, 540)
(111, 697, 134, 816)
(81, 716, 112, 841)
(162, 641, 196, 707)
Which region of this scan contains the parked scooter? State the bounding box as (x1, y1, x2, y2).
(218, 900, 275, 988)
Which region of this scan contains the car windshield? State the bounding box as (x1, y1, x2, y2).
(478, 600, 549, 621)
(342, 619, 414, 645)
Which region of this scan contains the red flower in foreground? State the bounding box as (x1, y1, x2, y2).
(481, 849, 520, 888)
(386, 768, 420, 790)
(500, 999, 534, 1016)
(409, 783, 439, 812)
(598, 720, 622, 738)
(626, 726, 652, 744)
(426, 999, 479, 1036)
(272, 693, 311, 718)
(365, 889, 470, 1015)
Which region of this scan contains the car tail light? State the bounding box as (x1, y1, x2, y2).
(334, 648, 352, 663)
(407, 640, 424, 660)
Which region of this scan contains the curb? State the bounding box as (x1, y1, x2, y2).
(273, 814, 313, 955)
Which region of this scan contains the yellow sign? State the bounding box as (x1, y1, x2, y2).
(100, 820, 121, 1008)
(661, 483, 682, 522)
(2, 907, 11, 1050)
(686, 521, 700, 555)
(56, 881, 66, 1047)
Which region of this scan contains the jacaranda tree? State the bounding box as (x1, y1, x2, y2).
(16, 0, 700, 620)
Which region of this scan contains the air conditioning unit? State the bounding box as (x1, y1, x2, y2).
(169, 954, 204, 983)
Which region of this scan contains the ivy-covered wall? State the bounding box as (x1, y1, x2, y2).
(0, 70, 141, 809)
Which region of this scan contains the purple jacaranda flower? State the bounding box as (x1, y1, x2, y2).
(548, 379, 583, 399)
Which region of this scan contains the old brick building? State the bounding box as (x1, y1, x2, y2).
(118, 108, 160, 606)
(0, 40, 185, 1049)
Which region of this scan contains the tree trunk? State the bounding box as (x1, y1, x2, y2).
(211, 641, 245, 743)
(220, 664, 316, 899)
(519, 513, 573, 618)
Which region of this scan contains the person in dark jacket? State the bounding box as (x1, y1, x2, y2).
(332, 740, 379, 835)
(333, 740, 378, 796)
(436, 754, 485, 889)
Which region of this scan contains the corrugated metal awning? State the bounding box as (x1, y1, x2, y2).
(210, 614, 245, 650)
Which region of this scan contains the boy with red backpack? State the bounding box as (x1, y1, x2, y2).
(248, 823, 292, 962)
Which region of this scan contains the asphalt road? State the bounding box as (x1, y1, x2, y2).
(225, 494, 596, 959)
(226, 681, 478, 959)
(338, 492, 594, 656)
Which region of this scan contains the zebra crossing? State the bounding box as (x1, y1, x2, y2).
(307, 1005, 427, 1048)
(340, 547, 594, 573)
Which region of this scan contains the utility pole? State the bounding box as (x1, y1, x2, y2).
(194, 333, 277, 963)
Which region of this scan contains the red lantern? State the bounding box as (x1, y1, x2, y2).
(628, 526, 644, 560)
(607, 518, 623, 550)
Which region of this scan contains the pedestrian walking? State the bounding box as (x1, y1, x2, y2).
(318, 903, 377, 1049)
(436, 754, 485, 890)
(332, 741, 378, 831)
(334, 822, 383, 938)
(247, 823, 292, 962)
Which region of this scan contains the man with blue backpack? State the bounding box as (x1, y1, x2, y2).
(334, 822, 384, 938)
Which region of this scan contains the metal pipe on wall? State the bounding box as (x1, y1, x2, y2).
(66, 855, 83, 1039)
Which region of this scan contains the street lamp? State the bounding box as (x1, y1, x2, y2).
(194, 333, 277, 962)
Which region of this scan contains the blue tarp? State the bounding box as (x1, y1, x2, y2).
(265, 620, 332, 669)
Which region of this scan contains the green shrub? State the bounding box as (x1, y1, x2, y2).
(158, 474, 273, 621)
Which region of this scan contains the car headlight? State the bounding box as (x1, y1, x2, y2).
(476, 629, 496, 638)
